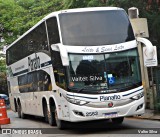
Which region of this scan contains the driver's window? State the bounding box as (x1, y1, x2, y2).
(51, 50, 67, 89)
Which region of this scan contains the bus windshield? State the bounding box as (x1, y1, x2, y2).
(59, 10, 135, 46)
(67, 48, 141, 94)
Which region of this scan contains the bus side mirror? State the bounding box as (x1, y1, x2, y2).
(137, 37, 154, 59)
(51, 44, 69, 66)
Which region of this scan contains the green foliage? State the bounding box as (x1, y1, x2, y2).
(0, 71, 7, 95)
(0, 60, 7, 95)
(0, 59, 6, 73)
(63, 0, 106, 9)
(0, 0, 27, 45)
(15, 0, 35, 9)
(63, 0, 87, 9)
(87, 0, 106, 7)
(0, 0, 64, 47)
(107, 0, 147, 15)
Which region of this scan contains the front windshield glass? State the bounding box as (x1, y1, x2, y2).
(59, 10, 135, 46)
(68, 48, 141, 94)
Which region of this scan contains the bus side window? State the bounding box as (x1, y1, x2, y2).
(27, 22, 49, 52)
(37, 70, 52, 91)
(46, 17, 60, 45)
(51, 50, 67, 90)
(18, 74, 28, 93)
(36, 23, 49, 51)
(6, 22, 49, 66)
(28, 72, 38, 92)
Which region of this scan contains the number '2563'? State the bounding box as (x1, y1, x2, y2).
(86, 111, 98, 116)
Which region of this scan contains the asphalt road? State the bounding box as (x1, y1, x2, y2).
(1, 110, 160, 137)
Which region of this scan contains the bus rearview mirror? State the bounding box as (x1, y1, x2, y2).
(137, 37, 154, 59)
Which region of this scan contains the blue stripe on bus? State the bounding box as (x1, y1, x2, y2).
(13, 69, 29, 76)
(67, 94, 98, 99)
(122, 88, 143, 97)
(67, 88, 143, 99)
(41, 60, 52, 68)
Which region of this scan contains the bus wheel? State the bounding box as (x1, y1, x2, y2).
(111, 117, 124, 124)
(55, 108, 66, 129)
(17, 102, 26, 119)
(17, 103, 21, 118)
(43, 103, 49, 123)
(48, 106, 56, 126)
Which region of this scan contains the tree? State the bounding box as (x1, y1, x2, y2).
(0, 0, 64, 47)
(0, 59, 7, 95)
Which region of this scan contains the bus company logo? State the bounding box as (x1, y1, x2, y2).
(100, 95, 121, 101)
(28, 54, 40, 71)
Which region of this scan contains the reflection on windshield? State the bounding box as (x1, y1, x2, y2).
(68, 49, 141, 93)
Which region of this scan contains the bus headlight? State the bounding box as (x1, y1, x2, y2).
(130, 92, 144, 100)
(66, 97, 89, 106)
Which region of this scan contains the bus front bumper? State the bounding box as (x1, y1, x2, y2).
(68, 97, 145, 122)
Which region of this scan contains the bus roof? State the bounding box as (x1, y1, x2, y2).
(44, 7, 123, 19)
(7, 7, 124, 49)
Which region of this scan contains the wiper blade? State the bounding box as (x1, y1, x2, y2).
(77, 87, 86, 92)
(68, 83, 109, 93)
(68, 86, 87, 92)
(77, 85, 108, 92)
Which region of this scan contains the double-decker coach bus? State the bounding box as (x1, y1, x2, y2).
(6, 7, 153, 129)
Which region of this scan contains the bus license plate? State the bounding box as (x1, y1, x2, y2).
(103, 112, 118, 118)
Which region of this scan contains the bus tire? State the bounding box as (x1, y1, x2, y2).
(48, 107, 56, 126)
(17, 103, 21, 118)
(17, 102, 26, 119)
(55, 108, 67, 129)
(111, 117, 124, 124)
(43, 102, 49, 123)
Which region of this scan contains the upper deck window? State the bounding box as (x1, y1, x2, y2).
(46, 17, 60, 45)
(59, 10, 135, 46)
(6, 22, 48, 65)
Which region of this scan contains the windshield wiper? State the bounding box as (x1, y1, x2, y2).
(74, 81, 95, 92)
(68, 86, 88, 92)
(77, 85, 108, 92)
(77, 87, 86, 92)
(68, 82, 108, 93)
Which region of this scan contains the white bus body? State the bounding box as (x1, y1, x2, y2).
(6, 7, 148, 129)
